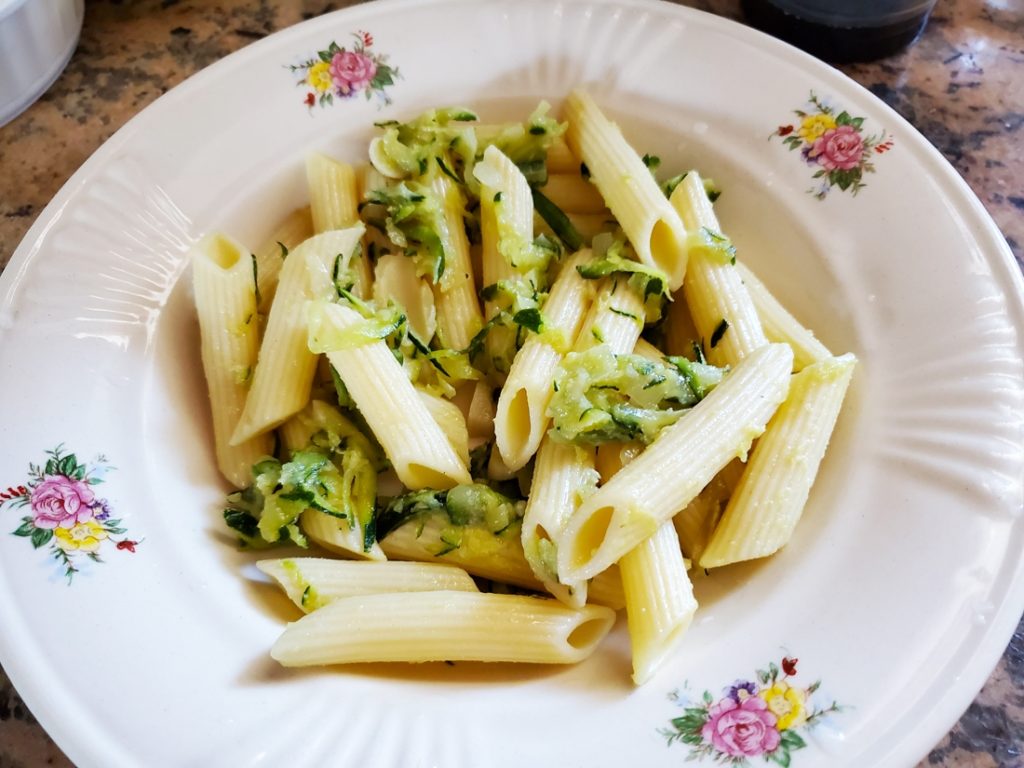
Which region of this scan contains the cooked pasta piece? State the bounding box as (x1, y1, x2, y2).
(192, 233, 273, 487)
(736, 261, 832, 371)
(700, 354, 856, 568)
(257, 558, 478, 611)
(476, 144, 535, 287)
(306, 153, 372, 297)
(253, 207, 313, 314)
(302, 509, 386, 562)
(307, 302, 471, 490)
(558, 343, 794, 583)
(417, 388, 470, 466)
(575, 275, 645, 353)
(669, 171, 767, 367)
(270, 591, 617, 666)
(494, 250, 596, 470)
(232, 226, 366, 444)
(620, 521, 696, 685)
(380, 513, 626, 610)
(522, 276, 645, 607)
(564, 90, 688, 289)
(431, 173, 484, 349)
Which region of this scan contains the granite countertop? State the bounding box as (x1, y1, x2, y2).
(0, 1, 1022, 766)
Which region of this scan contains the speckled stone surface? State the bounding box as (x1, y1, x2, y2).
(0, 1, 1022, 766)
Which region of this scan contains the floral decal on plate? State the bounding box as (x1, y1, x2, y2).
(774, 92, 892, 199)
(0, 445, 138, 583)
(290, 30, 400, 109)
(661, 656, 843, 766)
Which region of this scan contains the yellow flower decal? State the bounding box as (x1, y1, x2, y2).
(307, 61, 332, 93)
(54, 519, 108, 553)
(760, 682, 808, 731)
(798, 113, 836, 143)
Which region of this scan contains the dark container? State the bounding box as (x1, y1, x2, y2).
(741, 0, 938, 62)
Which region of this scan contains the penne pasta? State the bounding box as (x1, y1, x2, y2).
(253, 207, 314, 314)
(669, 171, 767, 367)
(380, 513, 626, 610)
(307, 302, 471, 490)
(736, 261, 833, 372)
(620, 521, 697, 685)
(232, 226, 365, 444)
(257, 558, 478, 612)
(564, 90, 688, 289)
(700, 354, 856, 568)
(494, 250, 596, 470)
(558, 343, 794, 583)
(192, 233, 273, 488)
(431, 173, 484, 350)
(270, 591, 617, 666)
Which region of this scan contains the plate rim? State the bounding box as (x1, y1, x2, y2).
(1, 1, 1022, 767)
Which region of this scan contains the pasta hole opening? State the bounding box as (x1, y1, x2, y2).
(536, 525, 552, 542)
(570, 506, 615, 569)
(566, 615, 611, 650)
(648, 219, 681, 281)
(405, 464, 460, 491)
(208, 234, 244, 269)
(503, 388, 532, 456)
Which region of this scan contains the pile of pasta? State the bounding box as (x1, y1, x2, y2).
(192, 90, 855, 685)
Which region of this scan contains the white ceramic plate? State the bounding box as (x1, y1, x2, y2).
(1, 1, 1022, 766)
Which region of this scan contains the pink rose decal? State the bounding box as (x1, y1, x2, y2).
(701, 696, 781, 757)
(329, 50, 377, 96)
(291, 31, 399, 109)
(31, 474, 96, 529)
(4, 446, 138, 583)
(663, 656, 844, 766)
(809, 124, 864, 171)
(773, 91, 889, 198)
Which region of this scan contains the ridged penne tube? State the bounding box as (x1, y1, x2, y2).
(417, 388, 470, 466)
(192, 233, 273, 488)
(232, 227, 365, 444)
(309, 302, 471, 490)
(673, 458, 744, 562)
(302, 509, 386, 561)
(564, 90, 688, 289)
(736, 261, 832, 372)
(307, 153, 359, 230)
(476, 145, 534, 288)
(541, 174, 609, 214)
(522, 438, 599, 607)
(253, 207, 313, 314)
(270, 591, 617, 666)
(431, 174, 483, 350)
(523, 278, 644, 607)
(558, 343, 794, 583)
(620, 521, 697, 685)
(495, 250, 596, 470)
(575, 276, 645, 352)
(257, 558, 478, 612)
(669, 171, 767, 368)
(700, 354, 856, 568)
(306, 153, 372, 298)
(380, 515, 625, 610)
